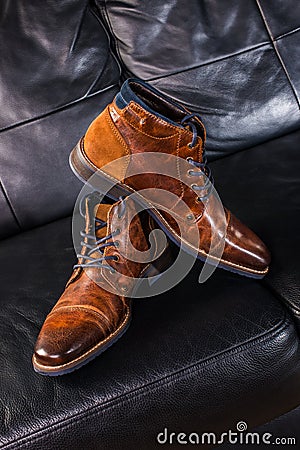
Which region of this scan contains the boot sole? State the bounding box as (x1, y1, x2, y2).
(69, 138, 269, 279)
(32, 246, 173, 376)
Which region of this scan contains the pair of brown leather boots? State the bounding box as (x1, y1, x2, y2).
(33, 79, 270, 375)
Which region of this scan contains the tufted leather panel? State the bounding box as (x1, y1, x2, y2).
(258, 0, 300, 38)
(0, 0, 121, 237)
(0, 216, 299, 449)
(97, 0, 300, 158)
(0, 89, 117, 236)
(1, 0, 299, 235)
(210, 129, 300, 325)
(0, 0, 119, 130)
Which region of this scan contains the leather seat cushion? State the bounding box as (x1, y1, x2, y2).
(211, 128, 300, 319)
(0, 215, 299, 448)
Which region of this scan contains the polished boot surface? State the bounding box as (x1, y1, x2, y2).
(70, 79, 270, 278)
(33, 194, 170, 375)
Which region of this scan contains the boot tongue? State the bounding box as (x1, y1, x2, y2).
(82, 193, 113, 239)
(83, 201, 113, 262)
(66, 199, 113, 287)
(94, 203, 112, 239)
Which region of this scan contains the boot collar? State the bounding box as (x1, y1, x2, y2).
(115, 78, 187, 128)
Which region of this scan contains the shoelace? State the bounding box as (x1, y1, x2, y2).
(181, 113, 214, 201)
(74, 196, 126, 272)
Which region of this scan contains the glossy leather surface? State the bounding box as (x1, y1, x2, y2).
(34, 201, 126, 373)
(0, 0, 299, 447)
(0, 216, 299, 449)
(0, 1, 120, 238)
(81, 79, 271, 277)
(98, 0, 300, 158)
(210, 129, 300, 326)
(0, 89, 118, 238)
(0, 1, 119, 130)
(33, 197, 165, 374)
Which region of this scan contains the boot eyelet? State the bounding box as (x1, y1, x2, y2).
(114, 228, 121, 235)
(114, 240, 120, 248)
(191, 183, 198, 191)
(196, 197, 202, 204)
(187, 169, 194, 177)
(188, 142, 193, 149)
(186, 156, 193, 163)
(113, 255, 120, 262)
(110, 268, 116, 274)
(186, 213, 194, 221)
(121, 285, 128, 293)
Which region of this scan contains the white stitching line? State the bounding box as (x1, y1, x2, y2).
(122, 104, 181, 139)
(47, 305, 113, 330)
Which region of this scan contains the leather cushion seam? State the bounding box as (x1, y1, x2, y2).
(146, 42, 271, 83)
(2, 313, 291, 449)
(0, 84, 118, 135)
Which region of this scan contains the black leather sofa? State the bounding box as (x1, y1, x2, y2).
(0, 1, 299, 448)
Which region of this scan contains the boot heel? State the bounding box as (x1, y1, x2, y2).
(69, 138, 96, 183)
(69, 138, 132, 202)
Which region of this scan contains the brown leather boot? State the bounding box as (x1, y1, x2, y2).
(33, 194, 170, 375)
(70, 78, 271, 278)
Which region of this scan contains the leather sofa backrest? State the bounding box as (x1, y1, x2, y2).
(0, 1, 120, 238)
(97, 0, 300, 159)
(0, 0, 299, 238)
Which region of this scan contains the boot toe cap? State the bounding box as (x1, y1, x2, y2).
(33, 309, 110, 371)
(224, 214, 271, 275)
